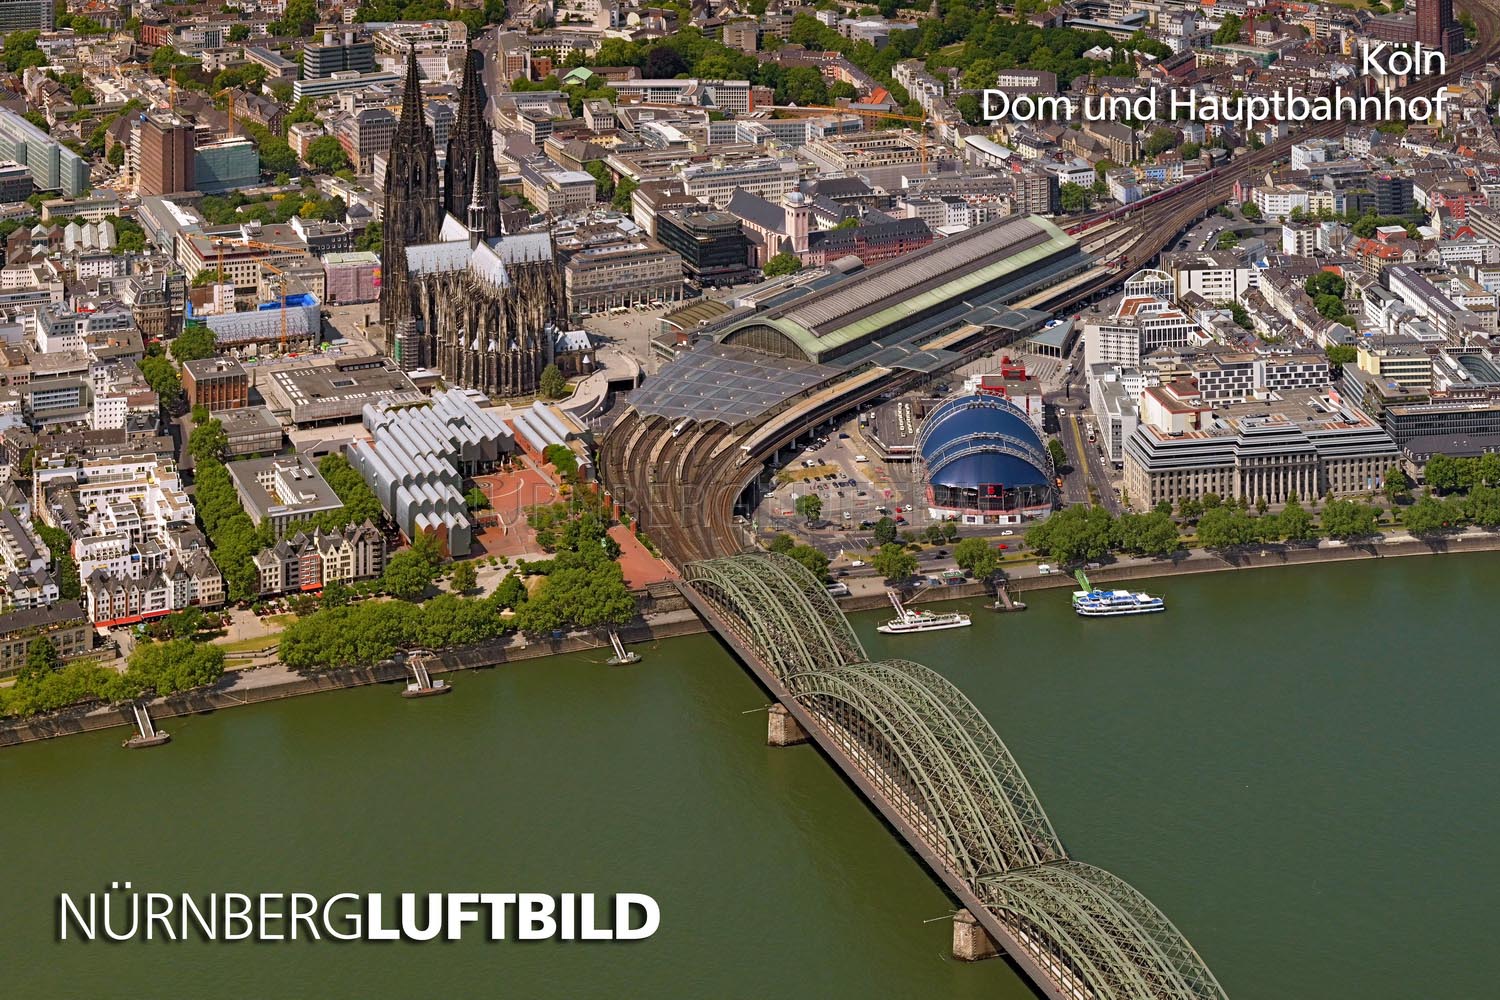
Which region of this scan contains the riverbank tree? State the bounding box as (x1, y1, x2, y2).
(872, 543, 918, 581)
(0, 639, 224, 718)
(953, 537, 1002, 580)
(510, 546, 636, 634)
(1422, 452, 1500, 494)
(765, 533, 832, 581)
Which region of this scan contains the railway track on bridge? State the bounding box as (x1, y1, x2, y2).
(593, 13, 1500, 995)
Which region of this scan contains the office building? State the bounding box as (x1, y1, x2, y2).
(292, 71, 401, 104)
(0, 0, 53, 32)
(193, 138, 259, 195)
(1372, 174, 1414, 216)
(656, 209, 753, 287)
(0, 110, 90, 196)
(303, 29, 376, 79)
(0, 161, 33, 203)
(1084, 292, 1201, 369)
(137, 114, 196, 197)
(336, 107, 398, 174)
(322, 251, 381, 305)
(1122, 380, 1400, 510)
(1418, 0, 1464, 57)
(217, 406, 283, 457)
(182, 357, 249, 412)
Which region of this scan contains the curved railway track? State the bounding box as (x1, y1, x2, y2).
(603, 0, 1500, 567)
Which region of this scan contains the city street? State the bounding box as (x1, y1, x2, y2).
(1046, 341, 1123, 514)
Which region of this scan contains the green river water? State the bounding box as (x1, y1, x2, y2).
(3, 554, 1497, 998)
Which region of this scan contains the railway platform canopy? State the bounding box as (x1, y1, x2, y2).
(710, 216, 1087, 366)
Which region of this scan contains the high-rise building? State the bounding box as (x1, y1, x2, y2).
(1418, 0, 1464, 57)
(0, 0, 53, 32)
(0, 110, 89, 196)
(379, 48, 441, 325)
(302, 29, 376, 80)
(137, 114, 196, 197)
(1372, 174, 1414, 216)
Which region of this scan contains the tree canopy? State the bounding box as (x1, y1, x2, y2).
(871, 542, 918, 581)
(953, 537, 1002, 580)
(763, 252, 802, 278)
(304, 135, 351, 174)
(0, 639, 224, 719)
(795, 493, 823, 523)
(170, 325, 217, 363)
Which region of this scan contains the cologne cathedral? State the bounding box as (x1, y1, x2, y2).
(379, 46, 566, 398)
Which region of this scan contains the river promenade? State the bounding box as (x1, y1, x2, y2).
(5, 526, 1500, 747)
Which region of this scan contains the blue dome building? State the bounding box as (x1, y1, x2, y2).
(915, 393, 1055, 518)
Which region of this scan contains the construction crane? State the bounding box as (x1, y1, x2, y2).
(209, 236, 301, 354)
(216, 88, 236, 136)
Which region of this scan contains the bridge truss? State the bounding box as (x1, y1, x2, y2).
(685, 552, 1229, 1000)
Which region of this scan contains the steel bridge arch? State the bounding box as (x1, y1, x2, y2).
(784, 660, 1064, 880)
(685, 552, 865, 681)
(683, 552, 1228, 998)
(976, 861, 1229, 1000)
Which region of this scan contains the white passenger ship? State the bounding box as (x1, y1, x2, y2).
(1072, 589, 1165, 617)
(877, 591, 973, 634)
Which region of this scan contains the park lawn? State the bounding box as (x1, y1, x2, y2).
(213, 634, 281, 656)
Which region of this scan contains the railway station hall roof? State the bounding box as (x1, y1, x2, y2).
(712, 216, 1081, 364)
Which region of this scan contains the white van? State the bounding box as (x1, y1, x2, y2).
(853, 454, 870, 463)
(1038, 564, 1053, 575)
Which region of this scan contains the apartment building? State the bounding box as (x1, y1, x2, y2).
(251, 521, 385, 595)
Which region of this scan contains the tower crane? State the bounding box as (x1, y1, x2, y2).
(209, 236, 303, 354)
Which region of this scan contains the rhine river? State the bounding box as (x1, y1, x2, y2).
(4, 555, 1498, 998)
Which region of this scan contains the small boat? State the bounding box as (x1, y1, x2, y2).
(877, 590, 973, 634)
(1072, 589, 1165, 617)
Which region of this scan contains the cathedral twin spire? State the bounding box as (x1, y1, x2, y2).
(444, 47, 503, 240)
(380, 41, 501, 324)
(379, 44, 439, 325)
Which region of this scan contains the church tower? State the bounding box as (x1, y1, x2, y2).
(445, 46, 503, 239)
(379, 45, 441, 326)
